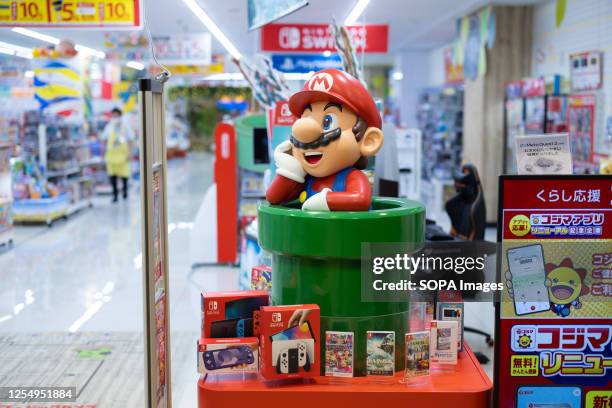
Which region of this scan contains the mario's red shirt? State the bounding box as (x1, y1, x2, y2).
(266, 168, 371, 211)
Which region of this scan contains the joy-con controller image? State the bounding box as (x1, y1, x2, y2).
(203, 346, 254, 370)
(276, 341, 310, 374)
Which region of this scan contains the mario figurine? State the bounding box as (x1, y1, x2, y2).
(266, 68, 384, 211)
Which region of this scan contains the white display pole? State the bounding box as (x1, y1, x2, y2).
(139, 78, 172, 408)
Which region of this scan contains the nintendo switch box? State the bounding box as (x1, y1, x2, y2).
(197, 337, 259, 374)
(201, 290, 269, 338)
(257, 304, 320, 380)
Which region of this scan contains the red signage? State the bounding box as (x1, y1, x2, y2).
(274, 101, 296, 126)
(260, 23, 388, 53)
(213, 122, 238, 264)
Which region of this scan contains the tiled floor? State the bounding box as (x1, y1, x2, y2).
(0, 152, 496, 406)
(0, 152, 219, 407)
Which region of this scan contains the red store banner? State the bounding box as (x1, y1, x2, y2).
(260, 23, 388, 53)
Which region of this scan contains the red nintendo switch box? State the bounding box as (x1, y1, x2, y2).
(201, 290, 269, 338)
(257, 304, 320, 380)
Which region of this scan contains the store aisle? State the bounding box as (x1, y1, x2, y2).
(0, 151, 221, 407)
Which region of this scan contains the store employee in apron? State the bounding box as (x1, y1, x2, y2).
(103, 108, 134, 203)
(266, 68, 384, 211)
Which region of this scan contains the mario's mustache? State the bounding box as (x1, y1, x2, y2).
(289, 127, 342, 150)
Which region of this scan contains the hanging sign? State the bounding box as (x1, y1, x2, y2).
(152, 33, 212, 64)
(271, 54, 342, 73)
(0, 0, 141, 27)
(261, 23, 388, 53)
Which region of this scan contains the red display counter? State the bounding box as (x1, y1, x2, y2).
(198, 343, 492, 407)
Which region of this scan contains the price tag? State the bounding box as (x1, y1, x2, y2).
(49, 0, 138, 26)
(0, 0, 49, 25)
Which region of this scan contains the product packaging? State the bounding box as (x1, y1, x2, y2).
(436, 290, 464, 351)
(257, 304, 320, 380)
(250, 265, 272, 292)
(201, 290, 269, 338)
(430, 320, 458, 366)
(404, 331, 430, 379)
(366, 331, 395, 377)
(197, 337, 258, 374)
(324, 331, 354, 377)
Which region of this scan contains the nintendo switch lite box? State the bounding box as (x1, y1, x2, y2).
(197, 337, 259, 374)
(201, 290, 269, 338)
(257, 304, 320, 380)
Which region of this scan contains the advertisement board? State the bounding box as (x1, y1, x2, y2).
(271, 54, 342, 73)
(139, 78, 171, 408)
(247, 0, 308, 30)
(260, 23, 388, 53)
(495, 175, 611, 408)
(0, 0, 141, 27)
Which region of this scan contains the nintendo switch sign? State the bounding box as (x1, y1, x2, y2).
(260, 23, 388, 53)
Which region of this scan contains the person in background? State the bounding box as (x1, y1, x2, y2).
(102, 108, 134, 203)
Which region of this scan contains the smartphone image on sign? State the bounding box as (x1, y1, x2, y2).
(270, 322, 315, 342)
(507, 244, 550, 316)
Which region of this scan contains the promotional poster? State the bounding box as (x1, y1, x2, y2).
(496, 175, 611, 408)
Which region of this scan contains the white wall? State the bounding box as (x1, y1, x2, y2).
(395, 51, 431, 127)
(531, 0, 612, 145)
(428, 44, 450, 87)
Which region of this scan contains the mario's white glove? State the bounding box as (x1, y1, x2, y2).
(274, 140, 306, 183)
(302, 188, 331, 211)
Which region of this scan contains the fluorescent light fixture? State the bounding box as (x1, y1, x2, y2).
(12, 27, 60, 44)
(182, 0, 242, 60)
(284, 72, 314, 81)
(75, 44, 106, 59)
(0, 40, 32, 59)
(203, 72, 313, 82)
(13, 27, 105, 59)
(392, 71, 403, 81)
(202, 72, 244, 81)
(344, 0, 371, 25)
(126, 60, 145, 70)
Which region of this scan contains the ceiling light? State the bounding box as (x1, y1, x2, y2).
(75, 44, 106, 59)
(284, 72, 314, 81)
(182, 0, 242, 60)
(12, 27, 60, 44)
(202, 73, 245, 81)
(344, 0, 371, 25)
(0, 41, 33, 59)
(126, 61, 145, 70)
(13, 27, 105, 59)
(392, 71, 403, 81)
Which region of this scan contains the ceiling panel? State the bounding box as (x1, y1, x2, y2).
(0, 0, 546, 61)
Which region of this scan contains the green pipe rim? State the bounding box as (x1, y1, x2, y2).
(258, 197, 425, 259)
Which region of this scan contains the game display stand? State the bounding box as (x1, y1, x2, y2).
(198, 344, 491, 407)
(197, 196, 492, 406)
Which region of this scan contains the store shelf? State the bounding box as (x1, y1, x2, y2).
(198, 343, 492, 408)
(46, 167, 81, 178)
(12, 194, 69, 225)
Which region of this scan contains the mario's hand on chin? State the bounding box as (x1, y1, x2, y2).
(274, 140, 306, 183)
(302, 188, 331, 211)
